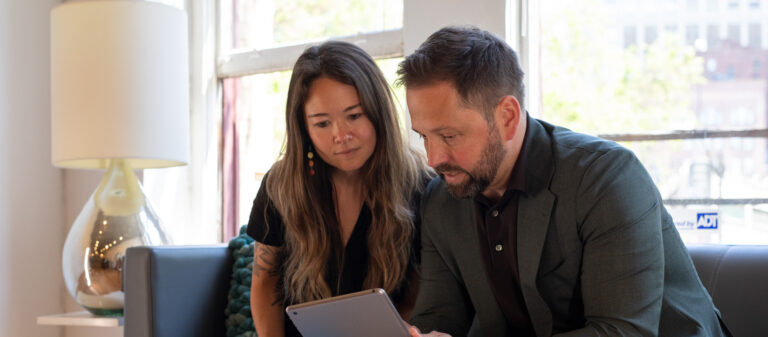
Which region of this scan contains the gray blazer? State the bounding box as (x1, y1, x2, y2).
(409, 117, 726, 337)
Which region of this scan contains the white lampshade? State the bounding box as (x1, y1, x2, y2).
(51, 1, 190, 169)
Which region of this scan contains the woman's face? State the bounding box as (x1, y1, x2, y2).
(304, 77, 377, 176)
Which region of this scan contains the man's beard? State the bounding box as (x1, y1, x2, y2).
(436, 130, 505, 199)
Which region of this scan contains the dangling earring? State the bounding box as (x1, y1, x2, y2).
(307, 145, 315, 176)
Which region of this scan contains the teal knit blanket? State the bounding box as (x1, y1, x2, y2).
(226, 226, 257, 337)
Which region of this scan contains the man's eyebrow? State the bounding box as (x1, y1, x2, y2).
(416, 126, 457, 134)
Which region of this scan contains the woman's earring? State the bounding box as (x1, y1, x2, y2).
(307, 146, 315, 176)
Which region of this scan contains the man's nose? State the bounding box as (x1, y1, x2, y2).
(426, 141, 448, 168)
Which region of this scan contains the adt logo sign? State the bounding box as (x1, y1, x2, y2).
(696, 212, 719, 230)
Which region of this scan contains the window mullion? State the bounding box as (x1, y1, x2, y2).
(599, 128, 768, 142)
(217, 29, 404, 79)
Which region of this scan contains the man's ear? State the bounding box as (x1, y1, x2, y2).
(495, 95, 522, 141)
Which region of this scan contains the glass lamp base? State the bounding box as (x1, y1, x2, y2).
(62, 159, 171, 316)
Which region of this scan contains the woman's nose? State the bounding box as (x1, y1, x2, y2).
(334, 133, 352, 144)
(332, 124, 352, 144)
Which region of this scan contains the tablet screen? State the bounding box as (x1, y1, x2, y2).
(286, 288, 410, 337)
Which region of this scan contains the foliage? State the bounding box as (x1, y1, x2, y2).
(273, 0, 402, 45)
(540, 0, 706, 134)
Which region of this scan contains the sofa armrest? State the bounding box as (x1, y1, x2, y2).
(124, 245, 232, 337)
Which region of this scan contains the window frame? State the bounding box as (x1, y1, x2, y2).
(525, 0, 768, 210)
(213, 0, 516, 238)
(598, 128, 768, 206)
(210, 0, 768, 240)
(217, 29, 405, 78)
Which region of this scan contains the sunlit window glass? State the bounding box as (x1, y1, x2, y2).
(539, 0, 768, 244)
(220, 0, 403, 52)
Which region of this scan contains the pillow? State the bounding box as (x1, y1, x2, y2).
(225, 225, 257, 337)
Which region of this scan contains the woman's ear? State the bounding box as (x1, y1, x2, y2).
(494, 95, 522, 141)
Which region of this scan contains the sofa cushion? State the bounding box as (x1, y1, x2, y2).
(687, 244, 768, 337)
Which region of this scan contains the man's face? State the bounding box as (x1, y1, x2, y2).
(408, 81, 505, 199)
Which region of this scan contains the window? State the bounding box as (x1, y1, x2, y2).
(664, 24, 679, 34)
(141, 0, 221, 244)
(218, 0, 407, 233)
(686, 24, 699, 46)
(645, 25, 659, 44)
(216, 0, 512, 239)
(748, 23, 762, 48)
(707, 24, 720, 50)
(708, 0, 721, 11)
(207, 0, 768, 245)
(219, 0, 403, 52)
(536, 0, 768, 245)
(727, 24, 740, 46)
(624, 25, 637, 48)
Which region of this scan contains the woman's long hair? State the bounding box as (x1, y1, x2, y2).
(265, 41, 426, 304)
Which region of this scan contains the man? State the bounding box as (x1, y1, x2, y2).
(399, 26, 728, 337)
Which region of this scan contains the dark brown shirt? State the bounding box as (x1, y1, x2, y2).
(474, 126, 535, 335)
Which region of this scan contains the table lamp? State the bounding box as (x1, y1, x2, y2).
(50, 1, 189, 316)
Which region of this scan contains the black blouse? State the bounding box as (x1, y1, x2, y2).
(246, 174, 422, 337)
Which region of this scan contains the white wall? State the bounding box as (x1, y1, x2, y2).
(0, 0, 65, 336)
(0, 1, 124, 336)
(403, 0, 508, 54)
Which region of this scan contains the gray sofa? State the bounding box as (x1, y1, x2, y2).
(124, 244, 768, 337)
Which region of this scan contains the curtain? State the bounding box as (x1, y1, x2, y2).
(221, 77, 241, 241)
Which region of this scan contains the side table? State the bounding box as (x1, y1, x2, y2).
(37, 311, 123, 327)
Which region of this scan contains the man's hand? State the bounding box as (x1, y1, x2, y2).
(407, 323, 452, 337)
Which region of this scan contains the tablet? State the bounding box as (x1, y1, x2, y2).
(285, 288, 410, 337)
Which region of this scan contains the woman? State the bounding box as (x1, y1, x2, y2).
(247, 41, 430, 337)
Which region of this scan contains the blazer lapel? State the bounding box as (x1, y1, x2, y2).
(516, 117, 556, 337)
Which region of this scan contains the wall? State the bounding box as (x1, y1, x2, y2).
(0, 1, 125, 336)
(403, 0, 508, 54)
(0, 0, 65, 336)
